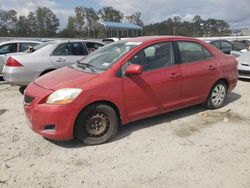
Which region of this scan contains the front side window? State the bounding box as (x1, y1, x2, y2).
(177, 42, 213, 63)
(0, 43, 17, 54)
(20, 42, 39, 52)
(53, 42, 86, 56)
(86, 42, 104, 53)
(128, 42, 174, 72)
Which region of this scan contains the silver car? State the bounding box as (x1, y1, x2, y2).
(0, 40, 41, 75)
(236, 51, 250, 79)
(3, 40, 104, 86)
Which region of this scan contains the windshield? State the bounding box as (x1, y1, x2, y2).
(25, 41, 55, 53)
(78, 41, 142, 70)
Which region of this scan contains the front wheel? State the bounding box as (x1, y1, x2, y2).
(205, 81, 227, 109)
(75, 104, 118, 145)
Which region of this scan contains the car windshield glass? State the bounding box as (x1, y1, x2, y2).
(25, 41, 55, 53)
(78, 41, 142, 70)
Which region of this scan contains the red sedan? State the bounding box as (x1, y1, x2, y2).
(24, 36, 238, 145)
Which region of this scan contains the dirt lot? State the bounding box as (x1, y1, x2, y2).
(0, 79, 250, 188)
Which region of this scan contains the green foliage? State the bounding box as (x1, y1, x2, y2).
(126, 12, 144, 27)
(98, 6, 124, 22)
(0, 5, 231, 38)
(144, 15, 231, 37)
(0, 7, 59, 37)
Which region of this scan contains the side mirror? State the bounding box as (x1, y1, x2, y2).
(125, 64, 143, 75)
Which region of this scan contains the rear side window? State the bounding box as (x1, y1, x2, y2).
(0, 43, 17, 54)
(177, 42, 213, 63)
(20, 43, 39, 52)
(129, 42, 174, 72)
(53, 42, 87, 56)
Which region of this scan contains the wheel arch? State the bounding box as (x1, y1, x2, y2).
(214, 78, 229, 91)
(73, 100, 122, 137)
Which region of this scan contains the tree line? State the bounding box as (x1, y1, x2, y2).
(0, 6, 230, 38)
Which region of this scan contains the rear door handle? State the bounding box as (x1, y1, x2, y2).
(169, 73, 181, 78)
(208, 65, 216, 70)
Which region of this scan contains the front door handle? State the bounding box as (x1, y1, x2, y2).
(169, 73, 181, 78)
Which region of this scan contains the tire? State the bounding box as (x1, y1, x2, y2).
(205, 81, 227, 109)
(75, 104, 118, 145)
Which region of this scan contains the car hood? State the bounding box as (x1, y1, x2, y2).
(34, 67, 98, 90)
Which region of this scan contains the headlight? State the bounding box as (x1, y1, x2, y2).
(46, 88, 82, 104)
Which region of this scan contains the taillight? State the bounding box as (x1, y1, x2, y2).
(6, 57, 23, 67)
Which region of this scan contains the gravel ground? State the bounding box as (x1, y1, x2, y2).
(0, 80, 250, 188)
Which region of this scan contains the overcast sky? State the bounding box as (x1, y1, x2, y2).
(0, 0, 249, 28)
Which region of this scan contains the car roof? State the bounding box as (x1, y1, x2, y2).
(0, 40, 42, 45)
(124, 36, 202, 43)
(51, 39, 104, 45)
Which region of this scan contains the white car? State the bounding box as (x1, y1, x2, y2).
(3, 40, 104, 86)
(0, 40, 41, 75)
(236, 51, 250, 79)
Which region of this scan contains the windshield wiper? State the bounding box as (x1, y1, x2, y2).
(77, 62, 96, 72)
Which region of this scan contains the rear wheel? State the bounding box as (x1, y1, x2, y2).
(75, 104, 118, 145)
(206, 81, 227, 109)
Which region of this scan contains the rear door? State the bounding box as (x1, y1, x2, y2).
(50, 42, 88, 68)
(122, 42, 182, 121)
(175, 41, 219, 107)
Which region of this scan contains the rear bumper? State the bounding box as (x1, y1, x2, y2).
(2, 66, 38, 86)
(24, 83, 82, 140)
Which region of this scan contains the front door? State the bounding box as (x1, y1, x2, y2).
(122, 42, 182, 121)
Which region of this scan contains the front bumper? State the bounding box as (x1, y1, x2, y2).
(24, 83, 82, 140)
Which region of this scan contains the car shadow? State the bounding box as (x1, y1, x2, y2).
(113, 92, 241, 143)
(49, 92, 241, 148)
(239, 78, 250, 82)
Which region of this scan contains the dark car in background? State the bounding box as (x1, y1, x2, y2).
(210, 40, 248, 56)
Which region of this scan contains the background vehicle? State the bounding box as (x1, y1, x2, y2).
(24, 36, 238, 145)
(0, 40, 41, 75)
(236, 51, 250, 79)
(102, 37, 130, 44)
(3, 40, 104, 86)
(209, 40, 248, 56)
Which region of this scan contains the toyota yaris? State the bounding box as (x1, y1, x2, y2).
(24, 36, 238, 145)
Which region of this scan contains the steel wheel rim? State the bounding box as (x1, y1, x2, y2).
(84, 112, 110, 138)
(211, 84, 226, 107)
